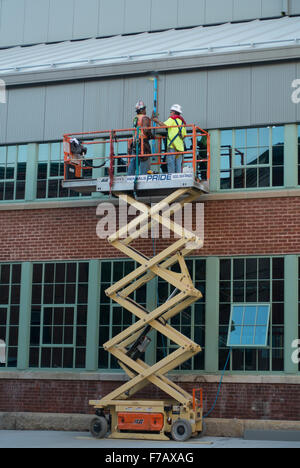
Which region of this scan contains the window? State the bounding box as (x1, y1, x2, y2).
(0, 263, 21, 368)
(156, 259, 206, 371)
(0, 146, 27, 201)
(220, 126, 284, 190)
(219, 257, 284, 371)
(29, 262, 89, 369)
(98, 260, 147, 370)
(36, 142, 92, 199)
(227, 304, 270, 347)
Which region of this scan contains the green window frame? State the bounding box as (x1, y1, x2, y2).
(156, 258, 206, 372)
(0, 145, 27, 201)
(219, 257, 284, 372)
(220, 126, 284, 190)
(29, 261, 89, 369)
(0, 263, 21, 368)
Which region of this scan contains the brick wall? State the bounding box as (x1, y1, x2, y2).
(0, 379, 299, 420)
(0, 196, 300, 261)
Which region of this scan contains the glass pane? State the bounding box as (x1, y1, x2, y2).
(259, 258, 270, 279)
(259, 127, 269, 147)
(233, 168, 244, 188)
(232, 306, 243, 325)
(228, 325, 242, 346)
(272, 126, 284, 146)
(247, 128, 258, 147)
(235, 129, 246, 148)
(220, 259, 231, 280)
(220, 171, 231, 189)
(38, 144, 49, 162)
(254, 326, 267, 345)
(221, 130, 233, 146)
(243, 306, 256, 325)
(246, 147, 258, 165)
(246, 258, 257, 280)
(273, 145, 284, 166)
(233, 259, 244, 280)
(256, 305, 270, 325)
(246, 168, 257, 188)
(272, 166, 284, 186)
(241, 326, 254, 345)
(259, 167, 270, 187)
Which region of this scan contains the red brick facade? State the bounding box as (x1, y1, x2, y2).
(0, 378, 299, 421)
(0, 196, 300, 262)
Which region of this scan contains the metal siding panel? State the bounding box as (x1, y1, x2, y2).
(73, 0, 99, 39)
(124, 0, 151, 34)
(6, 86, 46, 143)
(23, 0, 50, 45)
(261, 0, 283, 17)
(233, 0, 262, 21)
(164, 71, 207, 129)
(0, 0, 25, 47)
(98, 0, 125, 36)
(205, 0, 233, 24)
(150, 0, 178, 30)
(83, 79, 124, 131)
(177, 0, 205, 28)
(251, 63, 297, 125)
(47, 0, 74, 43)
(123, 76, 154, 128)
(290, 0, 300, 15)
(207, 68, 251, 129)
(44, 82, 84, 140)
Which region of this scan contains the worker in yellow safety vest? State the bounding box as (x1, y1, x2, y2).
(152, 104, 187, 173)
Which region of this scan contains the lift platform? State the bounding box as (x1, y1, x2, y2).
(63, 124, 210, 441)
(62, 125, 210, 198)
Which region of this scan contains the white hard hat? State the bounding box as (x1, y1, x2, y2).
(170, 104, 183, 114)
(135, 99, 146, 111)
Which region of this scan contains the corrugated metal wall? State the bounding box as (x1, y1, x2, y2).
(1, 61, 299, 144)
(1, 0, 299, 48)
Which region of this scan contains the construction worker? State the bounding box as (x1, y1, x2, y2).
(128, 100, 153, 176)
(152, 104, 187, 173)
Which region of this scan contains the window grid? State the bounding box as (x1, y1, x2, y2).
(156, 259, 206, 372)
(99, 260, 147, 370)
(29, 262, 88, 369)
(37, 142, 92, 199)
(0, 145, 27, 201)
(0, 263, 21, 368)
(219, 257, 284, 372)
(220, 126, 284, 190)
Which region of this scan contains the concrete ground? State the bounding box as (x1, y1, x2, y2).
(1, 430, 300, 448)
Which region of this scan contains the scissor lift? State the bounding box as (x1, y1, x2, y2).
(62, 124, 210, 441)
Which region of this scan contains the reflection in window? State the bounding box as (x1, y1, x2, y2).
(220, 126, 284, 190)
(0, 263, 21, 368)
(0, 146, 27, 201)
(219, 257, 284, 371)
(29, 262, 89, 369)
(227, 304, 270, 347)
(37, 142, 92, 199)
(156, 259, 206, 371)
